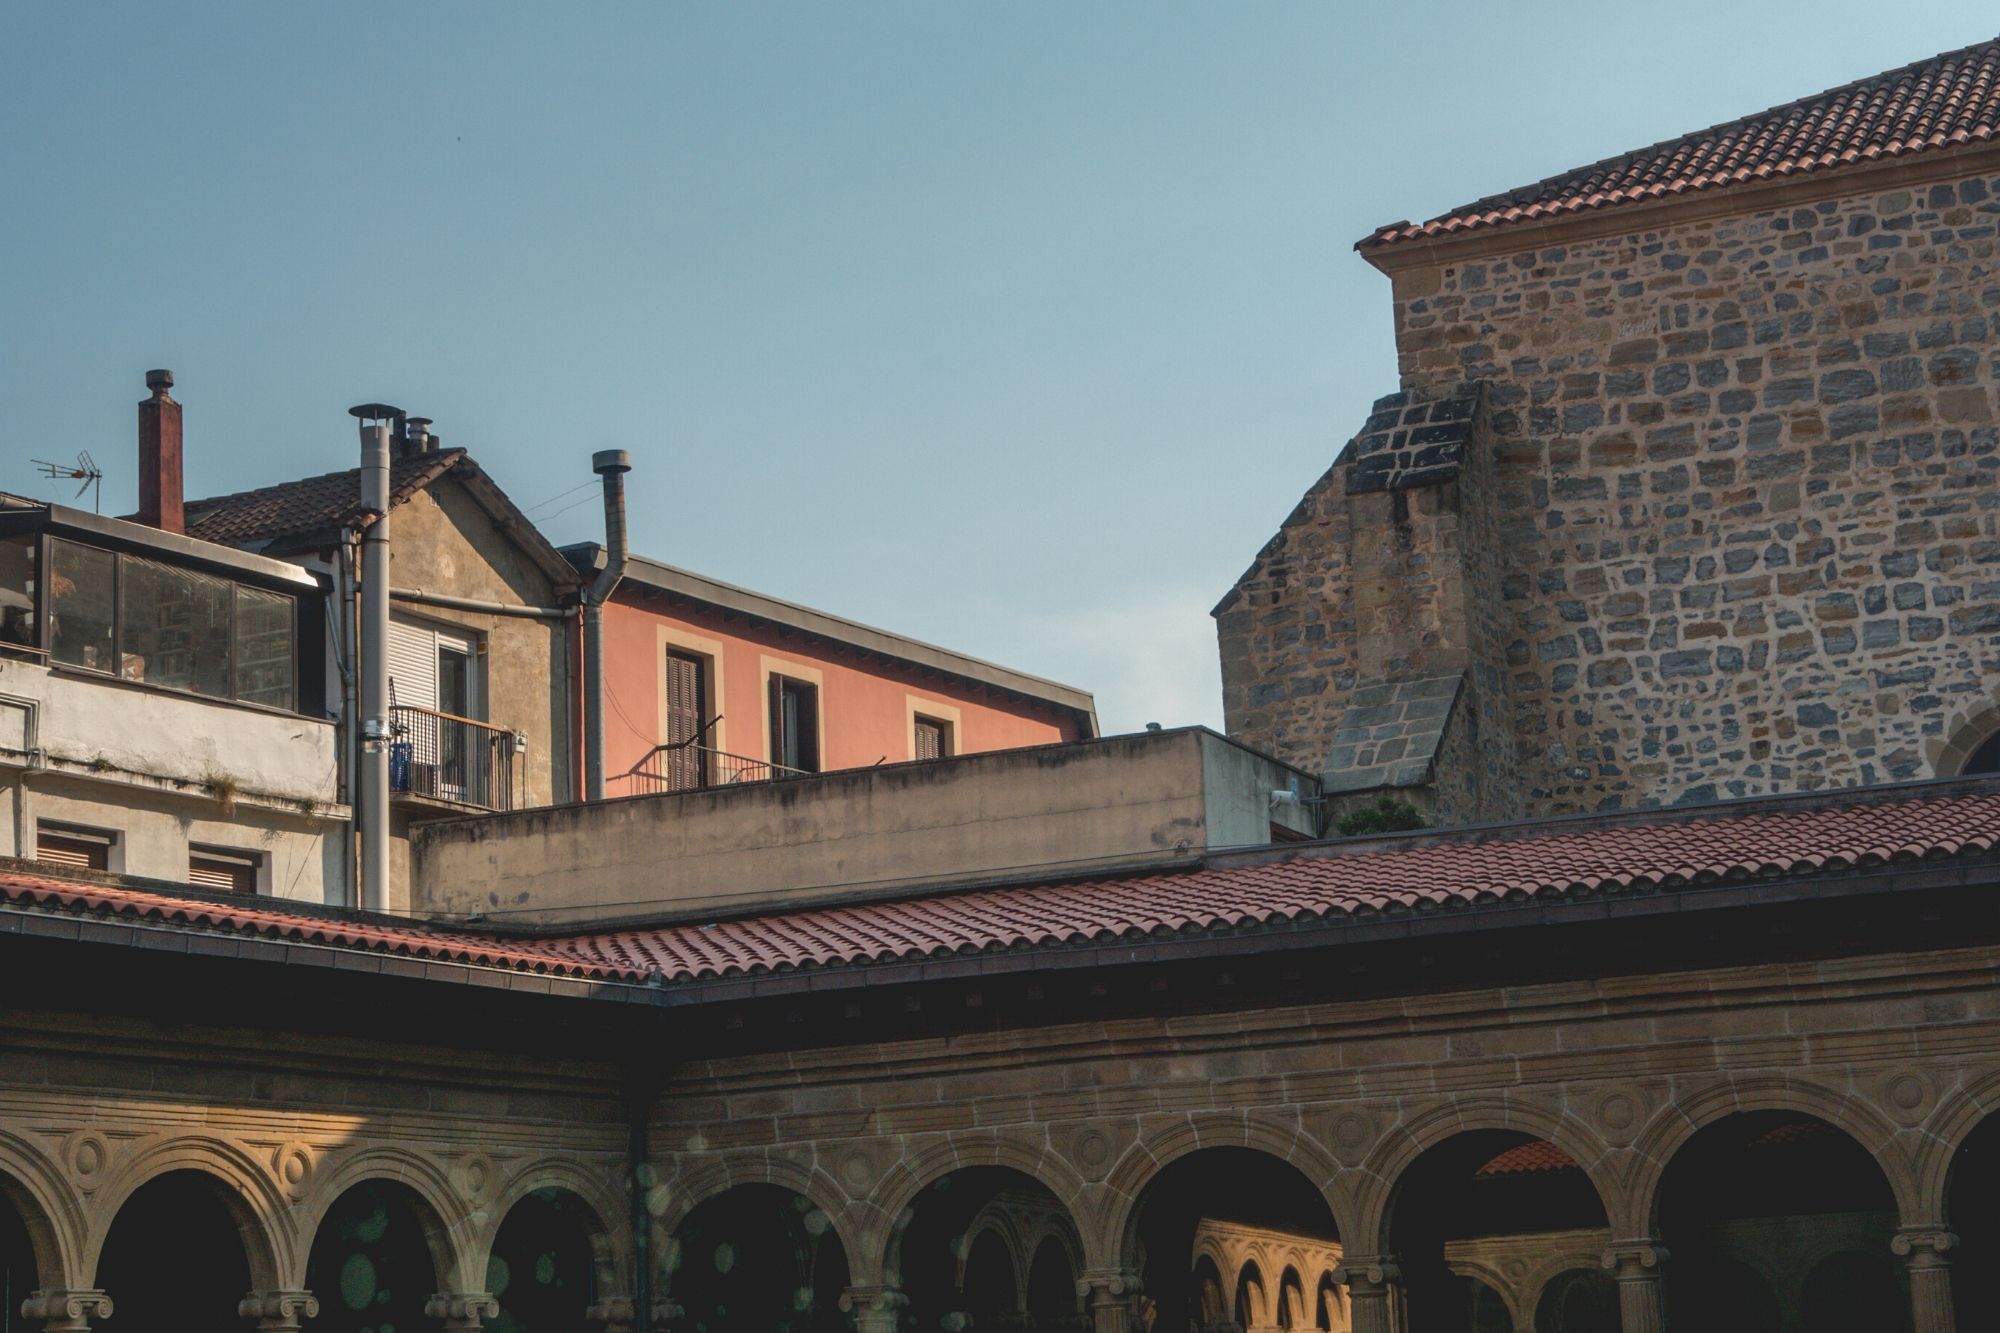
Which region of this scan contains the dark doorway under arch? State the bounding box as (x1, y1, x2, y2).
(305, 1178, 439, 1333)
(667, 1185, 850, 1333)
(488, 1187, 598, 1333)
(96, 1171, 252, 1333)
(895, 1166, 1083, 1333)
(1949, 1112, 2000, 1327)
(0, 1189, 37, 1333)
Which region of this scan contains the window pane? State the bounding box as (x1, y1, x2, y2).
(234, 587, 294, 709)
(0, 535, 37, 651)
(48, 540, 115, 671)
(120, 556, 231, 696)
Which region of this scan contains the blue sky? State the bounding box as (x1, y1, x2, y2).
(4, 4, 1994, 732)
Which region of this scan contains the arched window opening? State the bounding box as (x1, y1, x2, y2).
(1948, 1113, 2000, 1328)
(1025, 1235, 1079, 1328)
(1127, 1149, 1340, 1333)
(1386, 1132, 1608, 1333)
(1233, 1260, 1266, 1330)
(1963, 729, 2000, 776)
(1532, 1268, 1618, 1333)
(488, 1187, 598, 1333)
(666, 1184, 849, 1333)
(305, 1179, 439, 1333)
(896, 1168, 1078, 1333)
(1276, 1266, 1306, 1329)
(1658, 1112, 1907, 1333)
(1312, 1272, 1343, 1332)
(96, 1171, 252, 1332)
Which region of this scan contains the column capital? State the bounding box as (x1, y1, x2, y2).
(238, 1291, 320, 1332)
(425, 1291, 500, 1331)
(1600, 1239, 1670, 1276)
(1891, 1226, 1959, 1263)
(838, 1284, 908, 1315)
(1075, 1267, 1144, 1300)
(20, 1291, 113, 1333)
(650, 1296, 686, 1327)
(584, 1295, 635, 1332)
(1332, 1253, 1403, 1289)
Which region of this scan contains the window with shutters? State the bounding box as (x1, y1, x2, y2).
(769, 675, 821, 774)
(914, 715, 952, 761)
(665, 650, 711, 791)
(188, 846, 262, 894)
(35, 822, 116, 872)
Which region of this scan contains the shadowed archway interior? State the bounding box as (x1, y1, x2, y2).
(894, 1166, 1083, 1333)
(305, 1179, 438, 1333)
(488, 1187, 598, 1333)
(0, 1190, 34, 1333)
(1658, 1111, 1907, 1333)
(95, 1171, 251, 1333)
(666, 1184, 850, 1333)
(1948, 1111, 2000, 1327)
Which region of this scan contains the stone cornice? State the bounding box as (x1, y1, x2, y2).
(1358, 138, 2000, 277)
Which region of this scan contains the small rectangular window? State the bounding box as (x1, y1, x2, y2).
(48, 540, 115, 672)
(120, 556, 232, 695)
(769, 675, 820, 774)
(914, 715, 952, 761)
(233, 587, 295, 709)
(36, 822, 116, 872)
(0, 534, 38, 655)
(188, 846, 261, 894)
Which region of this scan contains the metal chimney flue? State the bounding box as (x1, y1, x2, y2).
(583, 448, 632, 802)
(350, 402, 403, 912)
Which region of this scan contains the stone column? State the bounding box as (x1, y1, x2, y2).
(20, 1291, 112, 1333)
(650, 1297, 685, 1332)
(840, 1284, 907, 1333)
(1599, 1242, 1667, 1333)
(1892, 1227, 1957, 1333)
(425, 1292, 500, 1331)
(1334, 1255, 1401, 1333)
(239, 1291, 320, 1332)
(585, 1295, 635, 1332)
(1076, 1268, 1145, 1333)
(1600, 1240, 1664, 1328)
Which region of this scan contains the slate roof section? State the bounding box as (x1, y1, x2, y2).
(1364, 36, 2000, 247)
(0, 783, 1996, 992)
(184, 450, 466, 549)
(1344, 385, 1483, 495)
(1320, 673, 1464, 793)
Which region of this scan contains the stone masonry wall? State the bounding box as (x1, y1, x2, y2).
(1225, 158, 2000, 819)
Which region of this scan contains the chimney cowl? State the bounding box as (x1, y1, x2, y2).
(592, 448, 632, 476)
(145, 368, 174, 395)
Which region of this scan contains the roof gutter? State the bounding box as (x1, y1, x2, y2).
(388, 586, 575, 621)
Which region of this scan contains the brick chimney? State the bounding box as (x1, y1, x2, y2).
(137, 368, 183, 534)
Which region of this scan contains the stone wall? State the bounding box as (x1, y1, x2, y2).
(1222, 156, 2000, 817)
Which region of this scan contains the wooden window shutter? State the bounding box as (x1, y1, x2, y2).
(36, 826, 113, 871)
(665, 651, 707, 791)
(915, 717, 945, 761)
(189, 847, 260, 894)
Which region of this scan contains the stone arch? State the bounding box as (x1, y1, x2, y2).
(1912, 1066, 2000, 1225)
(1620, 1078, 1915, 1234)
(1444, 1254, 1523, 1329)
(1276, 1263, 1308, 1329)
(1926, 687, 2000, 776)
(1233, 1257, 1268, 1328)
(0, 1128, 85, 1291)
(861, 1131, 1092, 1283)
(655, 1153, 859, 1279)
(1350, 1097, 1620, 1249)
(85, 1136, 294, 1291)
(479, 1157, 629, 1298)
(296, 1146, 472, 1291)
(1096, 1113, 1357, 1266)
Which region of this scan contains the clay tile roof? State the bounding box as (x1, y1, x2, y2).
(2, 784, 1996, 993)
(183, 449, 466, 549)
(1364, 36, 2000, 247)
(1475, 1140, 1580, 1176)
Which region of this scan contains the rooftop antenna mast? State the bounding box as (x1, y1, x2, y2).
(34, 452, 104, 513)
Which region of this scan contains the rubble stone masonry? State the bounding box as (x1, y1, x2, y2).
(1222, 156, 2000, 818)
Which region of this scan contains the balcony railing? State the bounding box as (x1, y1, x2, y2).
(616, 740, 808, 796)
(390, 705, 519, 812)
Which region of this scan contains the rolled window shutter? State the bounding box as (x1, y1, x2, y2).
(37, 828, 112, 871)
(386, 618, 439, 711)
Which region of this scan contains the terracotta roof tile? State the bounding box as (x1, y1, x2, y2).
(1, 785, 1995, 990)
(183, 450, 465, 549)
(1365, 37, 2000, 247)
(1475, 1140, 1580, 1176)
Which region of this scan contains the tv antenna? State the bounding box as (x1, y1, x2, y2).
(35, 452, 104, 513)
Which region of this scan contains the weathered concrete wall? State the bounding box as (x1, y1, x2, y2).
(1223, 156, 2000, 817)
(0, 659, 345, 900)
(412, 729, 1318, 923)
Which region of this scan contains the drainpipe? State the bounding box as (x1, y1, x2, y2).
(584, 450, 631, 801)
(335, 527, 361, 908)
(351, 403, 402, 913)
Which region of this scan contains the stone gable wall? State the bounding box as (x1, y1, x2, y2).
(1224, 159, 2000, 818)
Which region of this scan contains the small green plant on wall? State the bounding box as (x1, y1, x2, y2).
(1336, 795, 1427, 837)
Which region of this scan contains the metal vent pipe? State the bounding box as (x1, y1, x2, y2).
(351, 402, 402, 912)
(584, 449, 632, 801)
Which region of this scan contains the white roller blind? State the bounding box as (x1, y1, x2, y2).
(387, 617, 438, 711)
